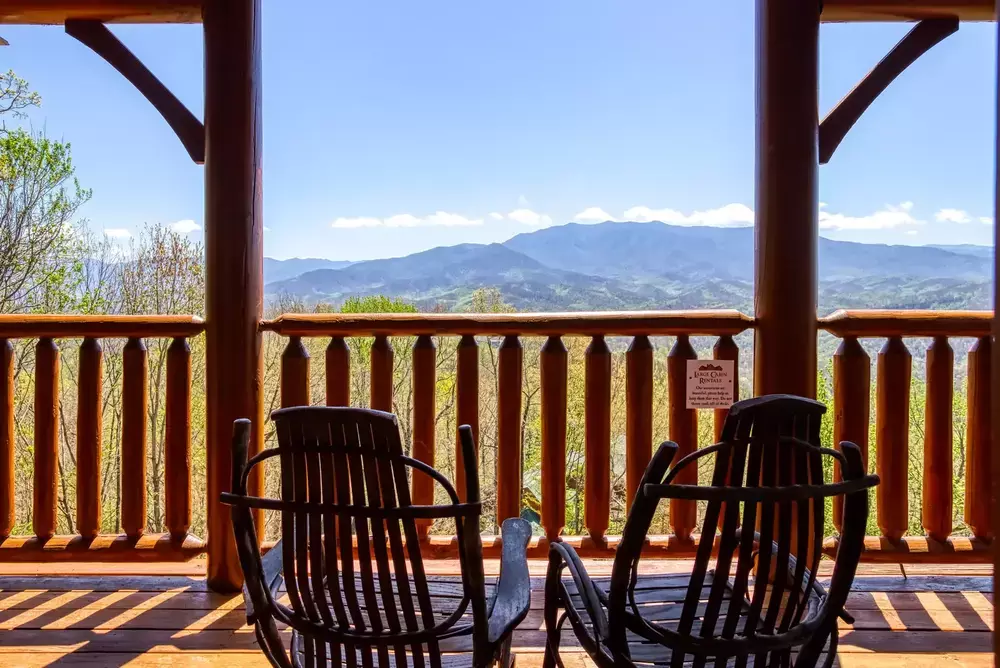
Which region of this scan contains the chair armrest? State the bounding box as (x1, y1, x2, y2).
(548, 539, 610, 641)
(487, 518, 532, 645)
(245, 539, 284, 624)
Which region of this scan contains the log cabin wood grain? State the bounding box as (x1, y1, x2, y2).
(0, 1, 202, 23)
(370, 335, 393, 413)
(625, 335, 653, 509)
(165, 337, 192, 539)
(667, 335, 698, 541)
(497, 335, 523, 525)
(0, 314, 204, 339)
(832, 336, 870, 532)
(922, 336, 953, 542)
(820, 309, 991, 338)
(122, 337, 148, 540)
(411, 335, 436, 538)
(325, 336, 350, 406)
(876, 336, 910, 543)
(965, 335, 991, 540)
(0, 340, 13, 538)
(822, 0, 994, 21)
(540, 336, 568, 542)
(584, 335, 611, 543)
(711, 335, 739, 444)
(280, 336, 311, 408)
(33, 338, 59, 540)
(76, 337, 103, 540)
(455, 335, 479, 503)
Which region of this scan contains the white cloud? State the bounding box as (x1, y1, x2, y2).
(263, 226, 272, 232)
(905, 230, 919, 236)
(981, 216, 994, 225)
(623, 203, 754, 227)
(517, 194, 530, 206)
(573, 207, 618, 223)
(507, 209, 553, 226)
(103, 228, 131, 239)
(331, 212, 483, 229)
(935, 208, 972, 224)
(170, 219, 202, 234)
(818, 202, 920, 230)
(489, 212, 504, 221)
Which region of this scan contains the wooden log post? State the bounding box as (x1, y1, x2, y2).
(540, 335, 568, 542)
(204, 0, 264, 592)
(165, 337, 192, 540)
(625, 335, 653, 509)
(832, 336, 871, 532)
(411, 335, 436, 538)
(455, 335, 479, 501)
(584, 335, 611, 544)
(76, 337, 103, 539)
(966, 335, 992, 539)
(754, 0, 820, 399)
(876, 336, 910, 543)
(496, 335, 523, 525)
(122, 337, 148, 540)
(922, 336, 953, 542)
(668, 335, 698, 542)
(281, 336, 311, 408)
(325, 336, 350, 406)
(0, 340, 12, 538)
(370, 335, 393, 412)
(33, 338, 59, 540)
(712, 335, 739, 443)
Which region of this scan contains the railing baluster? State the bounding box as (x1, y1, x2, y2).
(923, 336, 953, 542)
(411, 335, 436, 538)
(0, 339, 13, 538)
(541, 335, 568, 542)
(585, 335, 611, 543)
(966, 335, 992, 539)
(496, 335, 523, 525)
(326, 336, 350, 406)
(455, 335, 479, 501)
(626, 335, 653, 508)
(122, 337, 148, 539)
(832, 336, 871, 532)
(370, 335, 393, 412)
(77, 337, 103, 539)
(281, 336, 311, 407)
(668, 335, 698, 541)
(166, 337, 192, 540)
(33, 338, 59, 540)
(712, 335, 739, 443)
(876, 335, 910, 543)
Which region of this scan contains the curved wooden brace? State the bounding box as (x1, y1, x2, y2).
(65, 19, 205, 164)
(819, 17, 958, 165)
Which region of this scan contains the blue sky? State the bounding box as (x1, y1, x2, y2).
(2, 2, 997, 260)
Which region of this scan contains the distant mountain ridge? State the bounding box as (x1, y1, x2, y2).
(264, 222, 993, 312)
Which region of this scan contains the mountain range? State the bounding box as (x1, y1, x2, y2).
(264, 222, 994, 312)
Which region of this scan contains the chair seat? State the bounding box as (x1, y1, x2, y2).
(290, 630, 517, 668)
(558, 571, 829, 666)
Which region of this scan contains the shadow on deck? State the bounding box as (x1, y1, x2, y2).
(0, 561, 991, 667)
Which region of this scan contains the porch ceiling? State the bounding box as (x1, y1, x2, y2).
(0, 1, 201, 24)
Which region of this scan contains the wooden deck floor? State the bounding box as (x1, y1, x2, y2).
(0, 561, 992, 667)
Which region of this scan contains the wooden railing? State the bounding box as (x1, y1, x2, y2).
(820, 310, 993, 562)
(0, 315, 206, 562)
(262, 311, 751, 557)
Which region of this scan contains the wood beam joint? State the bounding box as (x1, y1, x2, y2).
(819, 18, 958, 164)
(65, 19, 205, 164)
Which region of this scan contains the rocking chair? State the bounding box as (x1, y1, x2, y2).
(223, 406, 532, 668)
(543, 395, 879, 668)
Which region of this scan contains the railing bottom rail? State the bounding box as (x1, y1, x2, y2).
(0, 532, 205, 562)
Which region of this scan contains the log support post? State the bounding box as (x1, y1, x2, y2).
(204, 0, 263, 593)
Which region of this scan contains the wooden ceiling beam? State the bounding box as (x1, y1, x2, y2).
(822, 0, 994, 22)
(0, 1, 201, 24)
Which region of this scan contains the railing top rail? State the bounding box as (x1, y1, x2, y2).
(819, 309, 993, 338)
(0, 315, 206, 339)
(261, 310, 753, 338)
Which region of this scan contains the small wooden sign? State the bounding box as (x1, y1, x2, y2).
(686, 360, 735, 409)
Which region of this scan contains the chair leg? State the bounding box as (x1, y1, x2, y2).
(543, 551, 564, 668)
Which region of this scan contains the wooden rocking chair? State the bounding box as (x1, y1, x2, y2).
(543, 395, 879, 668)
(222, 406, 532, 668)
